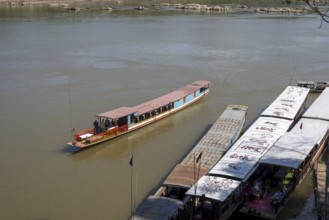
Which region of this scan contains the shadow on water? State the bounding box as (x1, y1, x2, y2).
(62, 145, 81, 153)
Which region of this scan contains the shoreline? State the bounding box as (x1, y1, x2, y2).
(0, 0, 326, 15)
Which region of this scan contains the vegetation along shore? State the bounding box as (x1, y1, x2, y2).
(0, 0, 328, 15)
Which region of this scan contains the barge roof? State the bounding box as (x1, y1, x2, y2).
(208, 86, 309, 180)
(97, 81, 210, 119)
(185, 176, 241, 202)
(291, 118, 329, 145)
(259, 133, 318, 169)
(208, 117, 293, 180)
(303, 87, 329, 121)
(260, 86, 309, 120)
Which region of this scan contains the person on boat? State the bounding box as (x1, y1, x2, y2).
(280, 185, 287, 194)
(105, 118, 110, 130)
(93, 120, 99, 134)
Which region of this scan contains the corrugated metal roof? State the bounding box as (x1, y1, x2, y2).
(185, 176, 241, 202)
(261, 86, 309, 120)
(181, 105, 248, 169)
(303, 87, 329, 121)
(96, 81, 210, 119)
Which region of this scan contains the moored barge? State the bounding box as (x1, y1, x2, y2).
(67, 81, 210, 150)
(240, 87, 329, 219)
(133, 104, 248, 219)
(185, 86, 310, 220)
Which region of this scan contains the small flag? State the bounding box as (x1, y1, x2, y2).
(300, 122, 303, 130)
(129, 155, 133, 167)
(196, 152, 202, 163)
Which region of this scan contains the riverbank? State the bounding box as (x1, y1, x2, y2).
(0, 0, 328, 15)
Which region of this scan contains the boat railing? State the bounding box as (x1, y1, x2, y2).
(84, 125, 129, 144)
(170, 202, 193, 220)
(117, 124, 128, 132)
(74, 128, 94, 141)
(244, 201, 277, 216)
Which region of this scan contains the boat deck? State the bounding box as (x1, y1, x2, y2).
(240, 167, 296, 219)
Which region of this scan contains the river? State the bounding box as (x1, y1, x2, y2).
(0, 6, 328, 220)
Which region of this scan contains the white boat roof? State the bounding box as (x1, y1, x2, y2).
(185, 176, 241, 202)
(208, 117, 293, 180)
(303, 87, 329, 121)
(261, 86, 309, 120)
(290, 118, 329, 145)
(259, 133, 318, 169)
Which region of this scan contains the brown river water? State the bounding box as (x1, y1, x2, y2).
(0, 7, 328, 220)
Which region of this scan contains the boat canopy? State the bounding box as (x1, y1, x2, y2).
(133, 195, 183, 220)
(185, 176, 241, 202)
(208, 117, 293, 180)
(260, 86, 309, 120)
(97, 107, 138, 119)
(291, 118, 329, 145)
(303, 87, 329, 121)
(96, 80, 210, 119)
(163, 164, 208, 189)
(259, 133, 318, 169)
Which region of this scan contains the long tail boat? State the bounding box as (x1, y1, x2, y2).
(67, 81, 210, 150)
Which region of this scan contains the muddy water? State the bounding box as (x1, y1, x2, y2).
(0, 8, 328, 220)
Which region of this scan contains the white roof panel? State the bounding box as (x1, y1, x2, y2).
(303, 87, 329, 121)
(261, 86, 309, 120)
(185, 176, 241, 202)
(290, 118, 329, 145)
(260, 133, 318, 169)
(209, 117, 292, 179)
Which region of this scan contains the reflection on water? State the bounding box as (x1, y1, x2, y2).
(0, 7, 329, 220)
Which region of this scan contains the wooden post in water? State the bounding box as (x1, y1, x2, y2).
(129, 155, 134, 219)
(325, 159, 328, 220)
